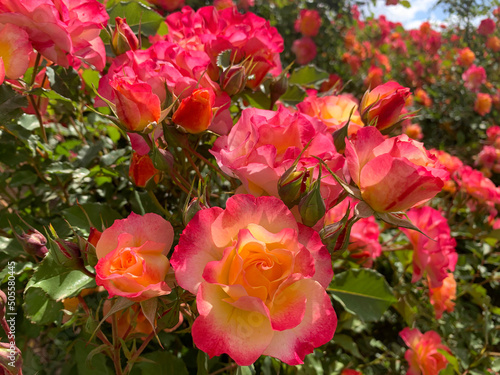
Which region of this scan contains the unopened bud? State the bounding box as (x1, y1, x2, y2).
(111, 17, 139, 56)
(14, 228, 48, 259)
(172, 89, 215, 134)
(270, 73, 289, 108)
(183, 198, 209, 226)
(151, 147, 174, 172)
(278, 170, 309, 209)
(298, 180, 326, 227)
(129, 152, 161, 187)
(0, 342, 22, 375)
(221, 65, 247, 96)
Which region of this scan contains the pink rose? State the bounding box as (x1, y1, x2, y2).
(292, 37, 317, 65)
(95, 212, 174, 301)
(0, 24, 33, 81)
(345, 127, 449, 213)
(429, 272, 456, 319)
(171, 194, 336, 365)
(400, 327, 451, 375)
(478, 18, 496, 35)
(211, 106, 345, 209)
(401, 207, 457, 288)
(294, 9, 322, 37)
(462, 65, 486, 92)
(454, 165, 500, 205)
(0, 0, 108, 70)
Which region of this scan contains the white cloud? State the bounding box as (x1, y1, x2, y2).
(361, 0, 442, 30)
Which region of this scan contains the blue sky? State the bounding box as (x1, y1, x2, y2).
(362, 0, 452, 30)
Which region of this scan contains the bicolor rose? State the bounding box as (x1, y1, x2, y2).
(360, 81, 411, 132)
(345, 127, 449, 213)
(171, 194, 337, 365)
(294, 9, 322, 37)
(429, 272, 456, 319)
(400, 327, 451, 375)
(462, 65, 486, 92)
(110, 76, 161, 132)
(211, 106, 345, 210)
(172, 88, 215, 134)
(0, 24, 32, 81)
(95, 212, 174, 301)
(457, 47, 475, 67)
(401, 207, 457, 288)
(297, 93, 364, 136)
(474, 93, 492, 116)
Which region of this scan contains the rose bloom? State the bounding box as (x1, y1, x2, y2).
(401, 207, 457, 288)
(429, 272, 456, 319)
(428, 149, 463, 174)
(0, 0, 108, 70)
(403, 123, 424, 140)
(360, 81, 411, 132)
(364, 66, 384, 90)
(0, 24, 33, 82)
(213, 0, 235, 10)
(211, 106, 345, 209)
(94, 212, 174, 301)
(400, 327, 451, 375)
(414, 88, 432, 108)
(171, 194, 337, 365)
(454, 165, 500, 205)
(292, 36, 317, 65)
(474, 93, 492, 116)
(486, 36, 500, 52)
(323, 197, 381, 267)
(294, 9, 322, 37)
(477, 18, 496, 35)
(456, 47, 475, 67)
(486, 125, 500, 144)
(475, 145, 500, 172)
(462, 65, 486, 92)
(345, 127, 449, 213)
(297, 93, 364, 135)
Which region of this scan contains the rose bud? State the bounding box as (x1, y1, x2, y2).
(172, 89, 215, 134)
(129, 152, 160, 188)
(298, 177, 326, 227)
(360, 81, 411, 133)
(110, 77, 161, 132)
(14, 228, 48, 259)
(0, 342, 22, 375)
(220, 65, 246, 96)
(183, 197, 209, 226)
(278, 169, 310, 209)
(111, 17, 139, 56)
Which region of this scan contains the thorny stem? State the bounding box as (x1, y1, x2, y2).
(111, 309, 124, 375)
(209, 363, 239, 375)
(122, 330, 156, 375)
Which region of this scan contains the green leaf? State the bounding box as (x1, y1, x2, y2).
(438, 349, 461, 374)
(279, 84, 306, 106)
(216, 50, 233, 69)
(9, 169, 38, 187)
(288, 65, 329, 87)
(400, 0, 411, 8)
(197, 351, 208, 375)
(136, 351, 189, 375)
(23, 287, 63, 325)
(74, 340, 112, 375)
(329, 269, 397, 322)
(46, 66, 82, 101)
(25, 253, 95, 301)
(0, 85, 28, 124)
(107, 1, 164, 36)
(62, 203, 122, 232)
(236, 365, 255, 375)
(333, 334, 363, 359)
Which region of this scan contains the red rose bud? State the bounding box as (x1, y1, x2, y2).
(87, 227, 102, 248)
(360, 81, 411, 133)
(110, 77, 161, 132)
(221, 65, 246, 96)
(0, 342, 22, 375)
(14, 228, 48, 259)
(278, 169, 310, 209)
(111, 17, 139, 55)
(129, 152, 160, 188)
(172, 89, 215, 134)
